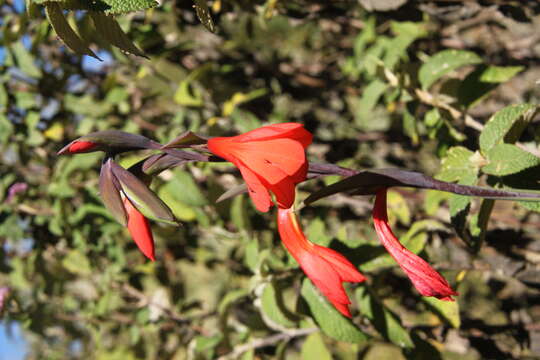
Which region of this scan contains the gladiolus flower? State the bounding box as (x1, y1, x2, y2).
(277, 207, 365, 317)
(208, 123, 312, 212)
(123, 198, 155, 261)
(372, 188, 458, 301)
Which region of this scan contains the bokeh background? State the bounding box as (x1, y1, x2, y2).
(1, 0, 540, 359)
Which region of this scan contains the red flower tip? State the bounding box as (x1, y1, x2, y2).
(57, 141, 98, 155)
(208, 123, 312, 212)
(277, 207, 365, 317)
(123, 198, 155, 261)
(373, 189, 458, 301)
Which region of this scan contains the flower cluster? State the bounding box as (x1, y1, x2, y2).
(59, 123, 457, 319)
(206, 123, 457, 316)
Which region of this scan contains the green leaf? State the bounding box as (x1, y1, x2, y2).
(167, 169, 208, 207)
(36, 0, 158, 15)
(231, 195, 251, 231)
(305, 218, 331, 247)
(436, 146, 479, 182)
(355, 285, 413, 348)
(10, 41, 42, 78)
(355, 79, 387, 128)
(458, 65, 525, 108)
(261, 281, 298, 329)
(479, 104, 538, 154)
(301, 332, 332, 360)
(477, 65, 524, 83)
(90, 12, 148, 58)
(0, 114, 14, 145)
(45, 2, 100, 59)
(193, 0, 215, 33)
(418, 49, 482, 89)
(421, 296, 460, 328)
(174, 80, 204, 107)
(300, 279, 368, 343)
(482, 144, 540, 176)
(62, 250, 92, 276)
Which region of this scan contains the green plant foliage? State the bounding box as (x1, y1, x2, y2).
(301, 279, 368, 343)
(418, 49, 482, 90)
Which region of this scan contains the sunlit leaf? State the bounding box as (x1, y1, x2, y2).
(418, 49, 482, 89)
(301, 279, 368, 343)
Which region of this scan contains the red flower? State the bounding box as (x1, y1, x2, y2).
(61, 140, 98, 154)
(372, 189, 458, 301)
(277, 207, 365, 317)
(123, 198, 155, 261)
(208, 123, 312, 212)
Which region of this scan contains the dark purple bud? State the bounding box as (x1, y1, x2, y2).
(57, 130, 161, 155)
(109, 161, 176, 225)
(99, 159, 128, 226)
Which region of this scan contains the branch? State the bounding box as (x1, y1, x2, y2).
(217, 328, 318, 360)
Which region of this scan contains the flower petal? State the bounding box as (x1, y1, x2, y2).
(277, 207, 365, 317)
(232, 139, 306, 184)
(236, 123, 312, 147)
(373, 189, 458, 301)
(123, 198, 155, 261)
(236, 162, 273, 212)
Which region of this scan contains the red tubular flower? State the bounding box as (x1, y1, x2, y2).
(277, 207, 366, 317)
(372, 189, 458, 301)
(207, 123, 312, 212)
(123, 198, 155, 261)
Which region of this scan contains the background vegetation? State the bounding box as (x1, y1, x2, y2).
(1, 0, 540, 358)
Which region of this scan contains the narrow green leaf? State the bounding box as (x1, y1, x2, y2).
(300, 279, 368, 343)
(418, 49, 482, 89)
(483, 144, 540, 176)
(355, 286, 413, 348)
(261, 281, 298, 329)
(301, 332, 332, 360)
(478, 65, 524, 83)
(355, 79, 387, 127)
(458, 65, 524, 108)
(0, 114, 14, 145)
(90, 12, 148, 58)
(230, 196, 251, 231)
(479, 104, 538, 154)
(10, 41, 42, 78)
(45, 2, 100, 59)
(421, 296, 460, 328)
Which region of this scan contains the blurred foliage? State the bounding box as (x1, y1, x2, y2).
(1, 0, 540, 359)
